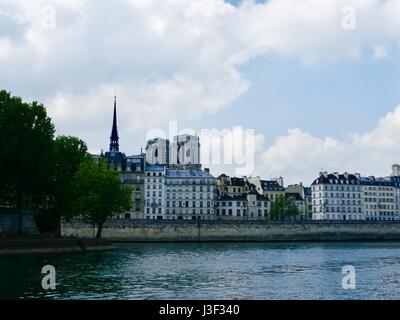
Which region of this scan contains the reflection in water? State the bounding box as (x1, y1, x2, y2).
(1, 242, 400, 300)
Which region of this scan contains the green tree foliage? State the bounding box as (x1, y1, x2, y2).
(35, 136, 88, 234)
(53, 136, 88, 215)
(0, 90, 55, 234)
(270, 195, 300, 221)
(67, 158, 132, 239)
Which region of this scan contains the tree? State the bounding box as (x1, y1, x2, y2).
(53, 136, 88, 224)
(67, 158, 131, 239)
(0, 90, 55, 235)
(270, 195, 300, 221)
(35, 136, 89, 234)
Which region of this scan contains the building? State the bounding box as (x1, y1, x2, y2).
(285, 193, 306, 219)
(145, 138, 170, 165)
(312, 168, 400, 221)
(216, 175, 255, 197)
(122, 155, 145, 219)
(102, 96, 145, 219)
(304, 187, 313, 219)
(170, 134, 201, 167)
(285, 183, 311, 220)
(246, 191, 270, 220)
(311, 172, 365, 221)
(216, 191, 270, 221)
(144, 166, 216, 220)
(216, 194, 248, 220)
(361, 176, 397, 221)
(144, 164, 167, 220)
(260, 179, 285, 203)
(165, 168, 216, 220)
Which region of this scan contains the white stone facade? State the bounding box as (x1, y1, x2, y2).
(145, 166, 216, 220)
(312, 171, 400, 221)
(144, 165, 166, 219)
(312, 172, 365, 221)
(215, 193, 270, 220)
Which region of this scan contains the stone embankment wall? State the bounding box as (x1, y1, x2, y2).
(61, 219, 400, 242)
(0, 210, 39, 236)
(0, 239, 114, 255)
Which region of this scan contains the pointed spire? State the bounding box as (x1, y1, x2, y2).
(109, 93, 119, 152)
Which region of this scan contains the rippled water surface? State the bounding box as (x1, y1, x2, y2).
(1, 242, 400, 300)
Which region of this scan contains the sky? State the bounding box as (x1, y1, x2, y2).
(1, 0, 400, 185)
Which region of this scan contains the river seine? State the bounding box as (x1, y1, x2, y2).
(1, 242, 400, 300)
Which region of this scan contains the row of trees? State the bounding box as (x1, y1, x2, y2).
(0, 90, 131, 238)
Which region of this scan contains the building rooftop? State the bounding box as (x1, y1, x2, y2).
(360, 176, 395, 187)
(146, 164, 166, 172)
(312, 173, 361, 186)
(260, 180, 285, 191)
(166, 169, 214, 178)
(286, 193, 304, 202)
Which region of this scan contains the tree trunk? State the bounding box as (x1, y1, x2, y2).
(96, 222, 104, 239)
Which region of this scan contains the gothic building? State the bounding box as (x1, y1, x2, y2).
(102, 96, 146, 219)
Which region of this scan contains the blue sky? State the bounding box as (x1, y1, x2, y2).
(190, 52, 400, 143)
(1, 0, 400, 184)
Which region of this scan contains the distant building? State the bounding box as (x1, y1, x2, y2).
(122, 155, 145, 219)
(144, 164, 167, 220)
(170, 134, 201, 167)
(311, 172, 364, 221)
(215, 191, 270, 221)
(246, 191, 270, 220)
(260, 179, 285, 203)
(285, 183, 311, 220)
(216, 175, 255, 197)
(100, 95, 400, 223)
(304, 187, 313, 219)
(102, 96, 145, 219)
(145, 138, 170, 165)
(216, 194, 248, 220)
(144, 166, 216, 220)
(360, 176, 397, 221)
(285, 193, 306, 219)
(246, 176, 285, 203)
(164, 168, 216, 220)
(312, 169, 400, 221)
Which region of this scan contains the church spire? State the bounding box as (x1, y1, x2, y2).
(109, 94, 119, 152)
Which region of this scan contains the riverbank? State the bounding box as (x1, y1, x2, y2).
(0, 238, 114, 255)
(62, 219, 400, 242)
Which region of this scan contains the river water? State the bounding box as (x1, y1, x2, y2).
(1, 242, 400, 300)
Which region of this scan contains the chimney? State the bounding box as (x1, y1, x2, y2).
(392, 164, 400, 177)
(333, 172, 339, 178)
(275, 177, 284, 187)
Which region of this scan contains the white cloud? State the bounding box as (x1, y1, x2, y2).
(372, 45, 388, 60)
(353, 105, 400, 152)
(257, 129, 348, 184)
(1, 0, 400, 154)
(256, 105, 400, 185)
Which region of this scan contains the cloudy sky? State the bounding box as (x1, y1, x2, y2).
(1, 0, 400, 185)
